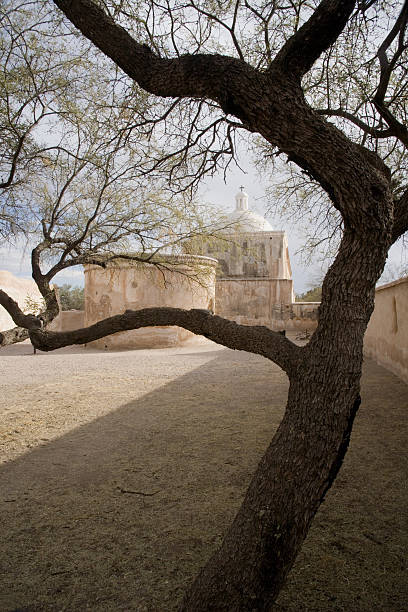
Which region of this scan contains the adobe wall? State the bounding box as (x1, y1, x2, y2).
(215, 279, 319, 331)
(280, 302, 320, 332)
(84, 255, 217, 349)
(49, 310, 84, 332)
(364, 276, 408, 383)
(210, 231, 292, 280)
(0, 270, 43, 331)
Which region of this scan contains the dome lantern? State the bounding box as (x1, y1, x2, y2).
(235, 186, 249, 211)
(228, 188, 273, 232)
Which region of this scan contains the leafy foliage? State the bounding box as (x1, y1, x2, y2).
(296, 286, 322, 302)
(55, 283, 84, 310)
(0, 0, 234, 341)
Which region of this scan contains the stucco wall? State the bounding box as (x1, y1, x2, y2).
(207, 231, 292, 280)
(0, 270, 43, 331)
(49, 310, 84, 332)
(84, 256, 217, 349)
(279, 302, 320, 332)
(215, 279, 319, 331)
(364, 277, 408, 383)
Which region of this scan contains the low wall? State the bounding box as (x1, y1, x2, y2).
(215, 278, 319, 331)
(364, 276, 408, 383)
(49, 310, 84, 332)
(215, 278, 293, 327)
(280, 302, 320, 332)
(84, 255, 217, 349)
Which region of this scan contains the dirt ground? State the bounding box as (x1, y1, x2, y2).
(0, 337, 407, 612)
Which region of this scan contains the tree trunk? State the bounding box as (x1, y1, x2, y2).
(181, 229, 391, 611)
(181, 378, 360, 611)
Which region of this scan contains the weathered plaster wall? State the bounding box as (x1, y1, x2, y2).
(84, 255, 217, 349)
(215, 279, 319, 331)
(0, 270, 43, 331)
(49, 310, 84, 332)
(208, 231, 292, 280)
(280, 302, 320, 332)
(364, 277, 408, 383)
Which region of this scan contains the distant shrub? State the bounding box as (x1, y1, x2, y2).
(296, 286, 322, 302)
(56, 284, 85, 310)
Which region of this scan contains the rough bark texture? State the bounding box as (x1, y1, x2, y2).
(0, 325, 30, 346)
(30, 308, 299, 376)
(1, 0, 406, 608)
(180, 228, 390, 610)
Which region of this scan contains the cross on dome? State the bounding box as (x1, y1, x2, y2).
(230, 188, 273, 231)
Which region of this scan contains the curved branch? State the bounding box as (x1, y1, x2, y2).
(0, 326, 30, 347)
(392, 187, 408, 242)
(30, 307, 300, 376)
(52, 0, 392, 233)
(372, 0, 408, 148)
(0, 289, 42, 330)
(0, 288, 48, 347)
(0, 131, 27, 189)
(316, 108, 394, 139)
(52, 0, 244, 107)
(273, 0, 355, 79)
(375, 0, 408, 103)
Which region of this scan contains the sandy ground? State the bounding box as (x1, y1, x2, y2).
(0, 338, 407, 611)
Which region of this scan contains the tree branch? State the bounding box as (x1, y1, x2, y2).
(29, 307, 300, 376)
(392, 187, 408, 242)
(316, 108, 394, 139)
(52, 0, 393, 234)
(372, 0, 408, 148)
(273, 0, 355, 79)
(0, 289, 42, 330)
(0, 326, 30, 347)
(0, 131, 27, 189)
(0, 287, 49, 347)
(52, 0, 243, 108)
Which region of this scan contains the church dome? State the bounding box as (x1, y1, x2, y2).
(226, 188, 273, 232)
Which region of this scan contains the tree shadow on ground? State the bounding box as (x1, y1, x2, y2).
(0, 349, 407, 611)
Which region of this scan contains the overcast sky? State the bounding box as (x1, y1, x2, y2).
(0, 158, 406, 295)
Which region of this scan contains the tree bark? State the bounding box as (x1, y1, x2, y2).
(9, 0, 407, 607)
(181, 384, 361, 611)
(0, 326, 30, 346)
(180, 228, 391, 610)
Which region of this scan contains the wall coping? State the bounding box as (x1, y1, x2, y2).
(84, 253, 218, 272)
(223, 230, 286, 237)
(217, 277, 292, 282)
(375, 275, 408, 292)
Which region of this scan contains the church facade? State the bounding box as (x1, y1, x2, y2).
(207, 188, 318, 332)
(78, 188, 318, 349)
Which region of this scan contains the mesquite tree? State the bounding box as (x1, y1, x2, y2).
(0, 0, 232, 346)
(1, 0, 408, 609)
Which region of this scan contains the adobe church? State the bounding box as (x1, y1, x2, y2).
(80, 188, 318, 348)
(206, 188, 317, 332)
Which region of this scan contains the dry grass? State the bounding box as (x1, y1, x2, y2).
(0, 340, 407, 611)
